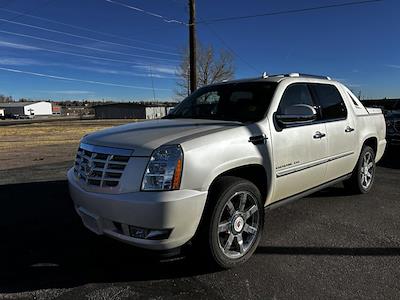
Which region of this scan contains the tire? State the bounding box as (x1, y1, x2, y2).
(343, 145, 376, 194)
(196, 176, 264, 269)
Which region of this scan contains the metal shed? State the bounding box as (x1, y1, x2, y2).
(93, 103, 170, 119)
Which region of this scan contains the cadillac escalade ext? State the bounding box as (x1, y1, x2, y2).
(68, 73, 386, 268)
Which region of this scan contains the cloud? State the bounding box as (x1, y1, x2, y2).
(0, 56, 178, 79)
(347, 83, 362, 88)
(38, 90, 94, 95)
(0, 66, 172, 91)
(0, 57, 42, 66)
(386, 64, 400, 69)
(65, 64, 178, 79)
(135, 64, 178, 75)
(151, 66, 177, 75)
(332, 77, 347, 82)
(0, 41, 38, 50)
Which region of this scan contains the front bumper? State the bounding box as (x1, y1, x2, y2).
(67, 169, 207, 250)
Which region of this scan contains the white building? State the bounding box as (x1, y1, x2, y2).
(145, 106, 167, 119)
(0, 101, 53, 116)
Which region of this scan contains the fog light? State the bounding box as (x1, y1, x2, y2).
(128, 225, 172, 240)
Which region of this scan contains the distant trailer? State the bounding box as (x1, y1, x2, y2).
(52, 104, 62, 115)
(0, 108, 4, 117)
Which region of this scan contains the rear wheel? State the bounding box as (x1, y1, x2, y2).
(344, 146, 376, 194)
(197, 176, 264, 269)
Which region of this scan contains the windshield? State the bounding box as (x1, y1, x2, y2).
(166, 82, 277, 123)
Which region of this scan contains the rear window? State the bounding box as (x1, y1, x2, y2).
(311, 84, 347, 120)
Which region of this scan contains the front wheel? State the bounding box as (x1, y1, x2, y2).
(199, 176, 264, 269)
(344, 145, 376, 194)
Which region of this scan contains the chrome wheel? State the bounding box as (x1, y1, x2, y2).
(360, 151, 374, 189)
(217, 191, 260, 259)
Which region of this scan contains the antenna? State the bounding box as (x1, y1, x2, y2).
(148, 65, 156, 102)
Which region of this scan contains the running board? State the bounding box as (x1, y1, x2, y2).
(265, 173, 352, 211)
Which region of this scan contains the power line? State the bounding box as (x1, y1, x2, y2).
(0, 17, 179, 57)
(0, 29, 179, 63)
(103, 0, 187, 25)
(0, 66, 171, 90)
(196, 0, 383, 24)
(0, 7, 177, 51)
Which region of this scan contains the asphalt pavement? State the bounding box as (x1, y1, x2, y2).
(0, 146, 399, 299)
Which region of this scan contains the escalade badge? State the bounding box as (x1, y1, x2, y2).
(84, 160, 95, 177)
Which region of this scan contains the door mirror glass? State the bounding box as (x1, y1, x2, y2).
(276, 104, 317, 126)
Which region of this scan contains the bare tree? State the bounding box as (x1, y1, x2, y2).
(0, 94, 13, 103)
(175, 44, 235, 99)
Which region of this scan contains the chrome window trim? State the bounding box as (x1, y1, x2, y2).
(80, 142, 135, 157)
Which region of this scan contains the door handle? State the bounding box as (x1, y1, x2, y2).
(313, 131, 326, 139)
(345, 126, 355, 133)
(249, 134, 268, 145)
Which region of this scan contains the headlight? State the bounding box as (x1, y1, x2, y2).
(141, 145, 183, 191)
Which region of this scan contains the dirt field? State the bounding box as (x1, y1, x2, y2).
(0, 120, 134, 185)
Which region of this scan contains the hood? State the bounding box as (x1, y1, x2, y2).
(82, 118, 242, 156)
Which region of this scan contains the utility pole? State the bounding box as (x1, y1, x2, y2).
(189, 0, 197, 93)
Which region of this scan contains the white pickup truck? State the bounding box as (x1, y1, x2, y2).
(68, 73, 386, 268)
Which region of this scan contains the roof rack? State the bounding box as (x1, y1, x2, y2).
(285, 73, 331, 80)
(260, 72, 331, 80)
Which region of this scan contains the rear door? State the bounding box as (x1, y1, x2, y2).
(270, 83, 328, 201)
(309, 83, 357, 181)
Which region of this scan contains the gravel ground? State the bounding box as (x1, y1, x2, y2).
(0, 146, 399, 299)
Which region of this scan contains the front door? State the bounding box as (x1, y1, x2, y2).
(270, 83, 328, 201)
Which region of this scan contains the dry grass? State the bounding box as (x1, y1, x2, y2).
(0, 119, 133, 171)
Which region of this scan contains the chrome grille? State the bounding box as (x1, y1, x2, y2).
(73, 144, 131, 188)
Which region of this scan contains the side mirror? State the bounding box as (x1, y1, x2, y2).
(275, 104, 317, 127)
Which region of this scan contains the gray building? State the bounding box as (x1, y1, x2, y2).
(94, 103, 173, 119)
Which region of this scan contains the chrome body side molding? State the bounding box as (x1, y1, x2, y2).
(276, 151, 354, 178)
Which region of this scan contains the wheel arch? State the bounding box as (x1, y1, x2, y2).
(362, 136, 378, 154)
(207, 164, 269, 204)
(193, 165, 268, 251)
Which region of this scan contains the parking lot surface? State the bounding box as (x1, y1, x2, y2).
(0, 146, 399, 299)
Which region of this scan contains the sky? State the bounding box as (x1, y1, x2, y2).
(0, 0, 398, 101)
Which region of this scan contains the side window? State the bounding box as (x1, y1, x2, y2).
(311, 84, 347, 120)
(278, 84, 314, 114)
